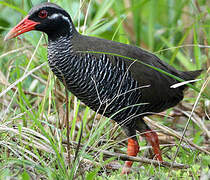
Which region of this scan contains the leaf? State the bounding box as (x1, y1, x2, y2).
(20, 171, 31, 180)
(91, 0, 115, 27)
(0, 1, 27, 15)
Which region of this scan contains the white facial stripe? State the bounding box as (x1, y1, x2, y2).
(49, 13, 70, 25)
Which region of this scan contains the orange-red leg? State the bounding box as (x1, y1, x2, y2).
(144, 130, 162, 161)
(121, 138, 139, 174)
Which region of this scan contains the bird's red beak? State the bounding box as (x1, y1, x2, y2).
(4, 15, 40, 41)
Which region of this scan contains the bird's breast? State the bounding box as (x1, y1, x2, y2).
(48, 39, 143, 122)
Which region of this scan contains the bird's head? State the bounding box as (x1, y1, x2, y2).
(5, 2, 75, 41)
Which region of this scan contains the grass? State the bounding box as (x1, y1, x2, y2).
(0, 0, 210, 179)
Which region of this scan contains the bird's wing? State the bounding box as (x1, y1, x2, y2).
(71, 34, 188, 112)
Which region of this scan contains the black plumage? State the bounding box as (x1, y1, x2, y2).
(5, 2, 202, 174)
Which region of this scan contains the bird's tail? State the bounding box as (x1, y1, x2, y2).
(180, 69, 202, 81)
(174, 69, 203, 90)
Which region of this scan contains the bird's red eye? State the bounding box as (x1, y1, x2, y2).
(38, 10, 48, 19)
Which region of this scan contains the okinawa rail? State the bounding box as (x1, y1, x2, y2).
(5, 2, 202, 174)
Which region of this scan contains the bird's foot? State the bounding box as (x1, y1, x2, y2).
(144, 130, 163, 162)
(121, 138, 139, 174)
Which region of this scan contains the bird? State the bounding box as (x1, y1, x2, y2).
(5, 2, 202, 174)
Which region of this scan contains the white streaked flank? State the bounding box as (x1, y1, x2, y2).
(170, 79, 201, 88)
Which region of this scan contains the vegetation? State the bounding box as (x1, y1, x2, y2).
(0, 0, 209, 179)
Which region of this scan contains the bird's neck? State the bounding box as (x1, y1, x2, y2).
(47, 23, 78, 41)
(47, 33, 76, 79)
